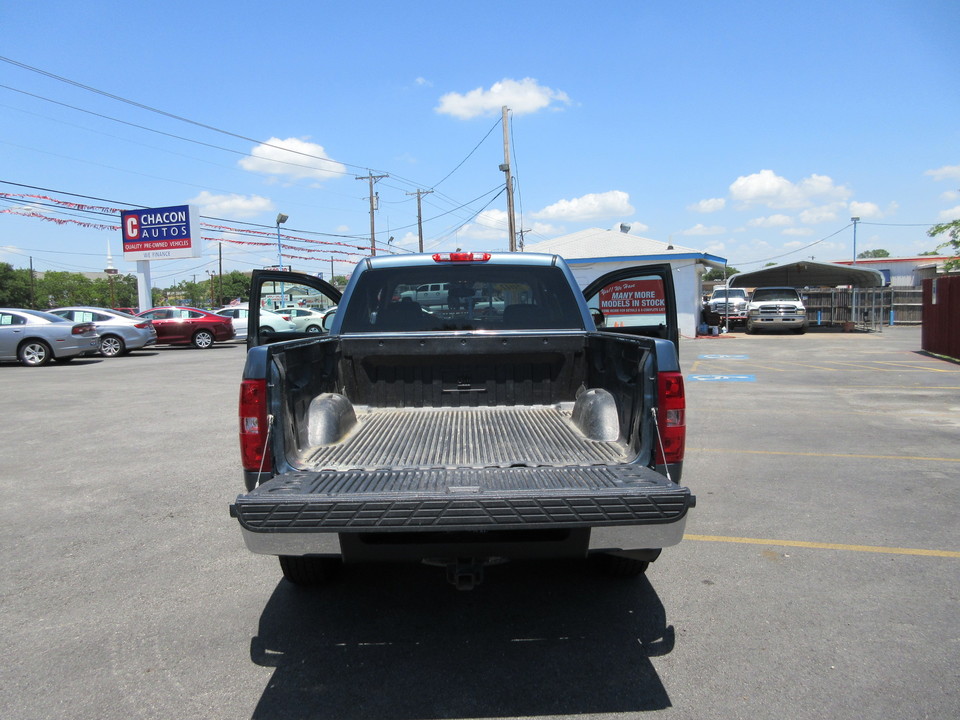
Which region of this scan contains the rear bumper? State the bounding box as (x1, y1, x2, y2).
(231, 465, 694, 556)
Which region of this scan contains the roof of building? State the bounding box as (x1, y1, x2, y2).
(523, 226, 727, 269)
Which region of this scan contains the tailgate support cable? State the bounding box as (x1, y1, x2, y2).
(650, 407, 672, 484)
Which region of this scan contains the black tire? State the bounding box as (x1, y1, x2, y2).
(591, 553, 650, 577)
(279, 555, 340, 587)
(745, 321, 756, 334)
(305, 324, 321, 333)
(258, 326, 274, 335)
(793, 326, 807, 335)
(192, 329, 215, 349)
(99, 334, 125, 357)
(18, 340, 53, 367)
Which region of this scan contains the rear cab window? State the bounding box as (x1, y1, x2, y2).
(339, 264, 585, 333)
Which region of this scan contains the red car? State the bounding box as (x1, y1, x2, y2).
(136, 306, 235, 348)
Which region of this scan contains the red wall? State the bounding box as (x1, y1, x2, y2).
(922, 276, 960, 360)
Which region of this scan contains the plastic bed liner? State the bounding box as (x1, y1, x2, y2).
(302, 404, 631, 471)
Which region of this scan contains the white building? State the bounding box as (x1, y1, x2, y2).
(832, 256, 956, 286)
(524, 225, 727, 339)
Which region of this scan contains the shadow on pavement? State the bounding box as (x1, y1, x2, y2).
(249, 559, 674, 719)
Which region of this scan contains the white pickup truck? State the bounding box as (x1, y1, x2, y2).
(745, 286, 808, 334)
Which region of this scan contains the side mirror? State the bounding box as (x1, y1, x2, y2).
(590, 308, 605, 327)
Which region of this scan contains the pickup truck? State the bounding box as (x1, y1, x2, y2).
(707, 287, 749, 326)
(745, 286, 808, 334)
(230, 252, 695, 589)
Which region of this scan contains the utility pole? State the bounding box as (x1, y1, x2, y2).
(517, 228, 531, 252)
(406, 189, 434, 252)
(356, 172, 388, 255)
(500, 106, 517, 252)
(851, 216, 860, 263)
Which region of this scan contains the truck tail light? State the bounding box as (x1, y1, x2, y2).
(239, 379, 271, 472)
(432, 252, 491, 263)
(654, 371, 686, 466)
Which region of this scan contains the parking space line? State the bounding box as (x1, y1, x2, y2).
(684, 534, 960, 559)
(874, 361, 960, 373)
(698, 448, 960, 463)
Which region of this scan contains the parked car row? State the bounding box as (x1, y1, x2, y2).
(1, 302, 341, 367)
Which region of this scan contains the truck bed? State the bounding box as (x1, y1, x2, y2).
(303, 404, 630, 471)
(231, 404, 692, 534)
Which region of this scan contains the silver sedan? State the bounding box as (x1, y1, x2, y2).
(0, 308, 100, 366)
(49, 306, 157, 357)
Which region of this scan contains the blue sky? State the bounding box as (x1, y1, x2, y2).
(1, 0, 958, 285)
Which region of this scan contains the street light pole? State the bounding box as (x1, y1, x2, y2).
(851, 216, 860, 263)
(276, 213, 289, 308)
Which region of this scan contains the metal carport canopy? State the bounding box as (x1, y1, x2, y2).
(727, 261, 884, 288)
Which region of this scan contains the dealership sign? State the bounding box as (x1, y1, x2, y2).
(598, 279, 666, 315)
(120, 205, 202, 261)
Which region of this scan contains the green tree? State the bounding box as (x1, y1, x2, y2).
(36, 271, 96, 308)
(857, 248, 890, 259)
(702, 266, 739, 282)
(0, 263, 35, 307)
(928, 220, 960, 271)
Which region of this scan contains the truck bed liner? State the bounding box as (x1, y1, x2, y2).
(303, 404, 630, 470)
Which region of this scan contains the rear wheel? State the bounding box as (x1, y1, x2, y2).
(99, 334, 125, 357)
(279, 555, 341, 587)
(192, 329, 215, 349)
(18, 340, 52, 367)
(306, 324, 321, 333)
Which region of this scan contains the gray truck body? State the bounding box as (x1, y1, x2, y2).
(231, 252, 694, 585)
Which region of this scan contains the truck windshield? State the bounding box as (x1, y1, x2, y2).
(712, 289, 746, 300)
(339, 264, 585, 332)
(752, 288, 801, 302)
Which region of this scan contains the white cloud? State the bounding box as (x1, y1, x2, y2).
(747, 214, 793, 228)
(239, 137, 346, 181)
(848, 201, 883, 219)
(729, 169, 851, 210)
(436, 78, 571, 120)
(940, 191, 959, 202)
(925, 165, 960, 182)
(680, 223, 726, 236)
(415, 77, 433, 87)
(533, 191, 633, 221)
(688, 198, 726, 213)
(938, 205, 960, 222)
(798, 202, 847, 225)
(188, 191, 273, 218)
(782, 227, 814, 236)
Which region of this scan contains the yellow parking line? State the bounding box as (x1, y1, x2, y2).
(874, 361, 960, 373)
(697, 448, 960, 463)
(684, 534, 960, 558)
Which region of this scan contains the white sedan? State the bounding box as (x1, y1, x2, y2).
(279, 306, 336, 333)
(212, 304, 296, 340)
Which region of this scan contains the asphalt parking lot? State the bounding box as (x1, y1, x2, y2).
(1, 326, 957, 720)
